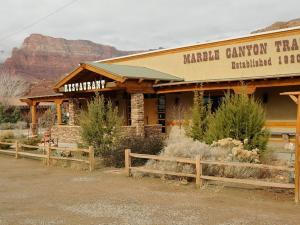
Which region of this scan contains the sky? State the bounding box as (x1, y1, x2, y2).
(0, 0, 299, 61)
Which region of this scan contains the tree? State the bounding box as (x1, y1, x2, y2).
(79, 94, 123, 158)
(204, 92, 269, 151)
(185, 91, 211, 141)
(0, 71, 30, 97)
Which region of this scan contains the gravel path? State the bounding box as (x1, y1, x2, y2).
(0, 155, 299, 225)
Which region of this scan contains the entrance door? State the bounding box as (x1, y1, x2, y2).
(144, 98, 158, 125)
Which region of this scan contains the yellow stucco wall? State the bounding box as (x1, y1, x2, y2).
(164, 87, 298, 133)
(255, 86, 298, 121)
(111, 28, 300, 82)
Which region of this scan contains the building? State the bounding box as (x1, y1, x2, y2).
(21, 26, 300, 143)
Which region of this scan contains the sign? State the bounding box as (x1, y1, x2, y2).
(183, 38, 300, 70)
(64, 80, 106, 92)
(117, 29, 300, 82)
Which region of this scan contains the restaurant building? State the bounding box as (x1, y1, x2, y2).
(21, 26, 300, 143)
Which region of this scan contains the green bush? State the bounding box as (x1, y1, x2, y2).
(204, 92, 269, 152)
(79, 94, 123, 161)
(0, 131, 15, 149)
(104, 135, 165, 168)
(185, 91, 211, 142)
(0, 103, 21, 124)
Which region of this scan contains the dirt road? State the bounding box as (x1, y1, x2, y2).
(0, 155, 299, 225)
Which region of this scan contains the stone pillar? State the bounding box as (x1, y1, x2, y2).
(131, 93, 145, 136)
(68, 98, 80, 126)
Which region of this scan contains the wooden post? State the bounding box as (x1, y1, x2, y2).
(47, 144, 51, 166)
(280, 91, 300, 203)
(89, 146, 95, 172)
(195, 155, 202, 188)
(295, 97, 300, 203)
(55, 100, 63, 125)
(15, 141, 19, 159)
(125, 149, 131, 176)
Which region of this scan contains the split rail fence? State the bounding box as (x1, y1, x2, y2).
(125, 149, 295, 193)
(0, 141, 95, 171)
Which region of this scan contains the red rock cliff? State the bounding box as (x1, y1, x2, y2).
(1, 34, 141, 82)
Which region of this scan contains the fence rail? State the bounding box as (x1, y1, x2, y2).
(125, 149, 295, 191)
(0, 141, 95, 171)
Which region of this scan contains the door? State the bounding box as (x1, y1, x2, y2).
(144, 98, 158, 125)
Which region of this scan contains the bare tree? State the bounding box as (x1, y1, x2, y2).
(0, 71, 30, 97)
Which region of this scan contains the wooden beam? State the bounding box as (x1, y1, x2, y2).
(289, 95, 298, 104)
(295, 96, 300, 202)
(156, 77, 300, 94)
(138, 78, 144, 83)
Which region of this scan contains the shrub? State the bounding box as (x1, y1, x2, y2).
(0, 103, 21, 124)
(185, 91, 211, 142)
(142, 127, 272, 180)
(204, 92, 269, 152)
(20, 136, 41, 146)
(107, 135, 165, 168)
(0, 121, 27, 130)
(15, 121, 28, 129)
(0, 122, 14, 130)
(0, 131, 15, 149)
(38, 108, 56, 128)
(79, 94, 123, 161)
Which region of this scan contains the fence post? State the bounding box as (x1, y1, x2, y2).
(89, 146, 95, 172)
(195, 155, 202, 188)
(47, 144, 51, 166)
(15, 141, 19, 159)
(125, 149, 131, 177)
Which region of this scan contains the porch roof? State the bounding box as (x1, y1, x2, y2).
(53, 62, 183, 91)
(83, 62, 183, 82)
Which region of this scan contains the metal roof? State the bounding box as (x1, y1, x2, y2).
(83, 62, 183, 81)
(153, 73, 300, 87)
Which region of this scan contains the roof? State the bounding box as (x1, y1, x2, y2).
(83, 62, 183, 81)
(153, 73, 300, 87)
(53, 62, 183, 90)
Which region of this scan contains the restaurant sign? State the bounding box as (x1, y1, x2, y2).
(64, 80, 106, 92)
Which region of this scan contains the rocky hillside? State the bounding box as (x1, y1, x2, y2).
(252, 18, 300, 33)
(0, 34, 142, 82)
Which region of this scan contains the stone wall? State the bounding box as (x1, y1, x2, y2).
(51, 124, 163, 145)
(51, 125, 81, 144)
(145, 124, 162, 137)
(131, 93, 144, 136)
(68, 98, 81, 125)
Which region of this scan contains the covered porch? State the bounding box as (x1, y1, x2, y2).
(20, 62, 183, 143)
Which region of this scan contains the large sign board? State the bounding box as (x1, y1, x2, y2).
(115, 29, 300, 81)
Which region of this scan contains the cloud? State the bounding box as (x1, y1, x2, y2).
(0, 0, 299, 60)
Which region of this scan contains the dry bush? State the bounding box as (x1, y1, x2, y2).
(140, 127, 286, 182)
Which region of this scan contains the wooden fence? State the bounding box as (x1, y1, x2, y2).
(0, 141, 95, 171)
(125, 149, 295, 194)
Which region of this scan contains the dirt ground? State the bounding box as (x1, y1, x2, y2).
(0, 155, 299, 225)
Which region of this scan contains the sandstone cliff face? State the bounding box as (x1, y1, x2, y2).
(252, 18, 300, 33)
(1, 34, 141, 82)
